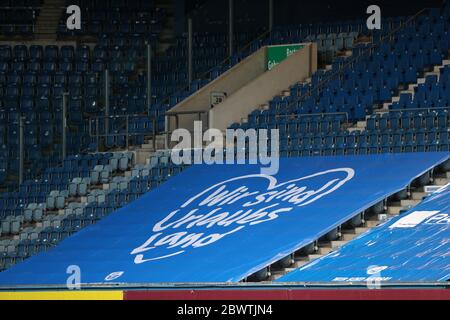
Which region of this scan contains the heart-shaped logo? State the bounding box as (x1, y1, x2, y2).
(131, 168, 354, 263)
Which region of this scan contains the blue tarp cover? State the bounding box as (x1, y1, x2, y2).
(0, 153, 448, 286)
(279, 175, 450, 283)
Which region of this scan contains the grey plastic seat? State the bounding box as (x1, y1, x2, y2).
(97, 191, 106, 203)
(87, 190, 102, 203)
(42, 220, 51, 229)
(97, 165, 111, 183)
(69, 178, 82, 196)
(46, 190, 59, 210)
(11, 221, 20, 234)
(24, 203, 37, 222)
(131, 164, 145, 177)
(51, 219, 62, 228)
(90, 165, 104, 184)
(109, 155, 120, 171)
(65, 202, 82, 215)
(78, 180, 88, 196)
(82, 177, 91, 184)
(88, 190, 106, 203)
(159, 156, 169, 165)
(86, 193, 96, 203)
(74, 204, 85, 215)
(148, 156, 158, 168)
(30, 232, 39, 240)
(119, 178, 130, 190)
(19, 233, 28, 241)
(55, 193, 66, 209)
(1, 221, 10, 234)
(118, 155, 130, 171)
(33, 205, 44, 222)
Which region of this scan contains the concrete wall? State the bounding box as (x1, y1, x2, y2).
(166, 42, 317, 145)
(210, 42, 317, 131)
(167, 45, 267, 133)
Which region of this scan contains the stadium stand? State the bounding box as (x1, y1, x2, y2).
(0, 0, 449, 287)
(0, 153, 448, 284)
(278, 183, 450, 282)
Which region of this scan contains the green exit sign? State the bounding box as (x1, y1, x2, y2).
(267, 44, 304, 70)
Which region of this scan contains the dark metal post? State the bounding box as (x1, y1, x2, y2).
(269, 0, 274, 33)
(105, 69, 110, 135)
(96, 118, 99, 152)
(19, 117, 24, 184)
(125, 115, 129, 150)
(62, 92, 68, 161)
(229, 0, 234, 57)
(152, 118, 157, 151)
(188, 18, 193, 86)
(147, 43, 152, 116)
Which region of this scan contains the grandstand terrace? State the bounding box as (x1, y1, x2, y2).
(0, 0, 449, 301)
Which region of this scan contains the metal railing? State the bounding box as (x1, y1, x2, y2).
(375, 106, 450, 115)
(275, 111, 349, 124)
(165, 110, 210, 148)
(88, 114, 157, 152)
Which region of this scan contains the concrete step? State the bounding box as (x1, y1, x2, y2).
(318, 246, 333, 255)
(400, 89, 414, 95)
(354, 227, 370, 234)
(434, 178, 449, 185)
(269, 273, 285, 281)
(417, 77, 426, 84)
(383, 102, 391, 109)
(292, 259, 309, 268)
(343, 232, 360, 241)
(356, 121, 366, 129)
(271, 270, 287, 276)
(400, 199, 420, 207)
(366, 220, 380, 228)
(424, 71, 440, 78)
(307, 254, 323, 260)
(411, 192, 427, 200)
(341, 231, 358, 241)
(433, 65, 442, 73)
(330, 240, 347, 248)
(387, 206, 402, 215)
(407, 83, 417, 91)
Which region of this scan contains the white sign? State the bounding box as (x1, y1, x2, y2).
(210, 91, 227, 107)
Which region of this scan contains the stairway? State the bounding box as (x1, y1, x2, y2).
(34, 0, 65, 40)
(134, 135, 166, 165)
(268, 165, 450, 281)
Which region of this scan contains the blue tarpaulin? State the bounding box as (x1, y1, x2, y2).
(0, 153, 448, 286)
(278, 182, 450, 283)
